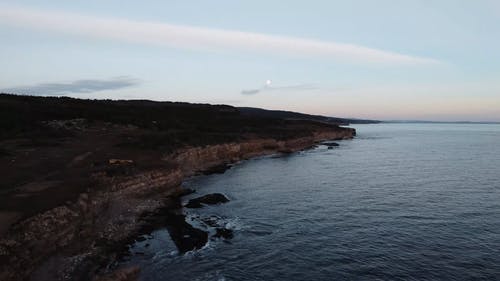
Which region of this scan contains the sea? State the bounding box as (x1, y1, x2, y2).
(121, 123, 500, 280)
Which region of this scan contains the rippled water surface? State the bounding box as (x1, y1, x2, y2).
(125, 124, 500, 280)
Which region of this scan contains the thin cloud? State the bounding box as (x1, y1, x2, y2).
(241, 89, 261, 95)
(0, 5, 441, 65)
(241, 83, 318, 95)
(1, 77, 140, 95)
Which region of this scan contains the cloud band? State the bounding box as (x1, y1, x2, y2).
(1, 77, 140, 95)
(0, 5, 440, 65)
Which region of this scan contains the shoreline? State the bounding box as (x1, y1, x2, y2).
(0, 127, 355, 281)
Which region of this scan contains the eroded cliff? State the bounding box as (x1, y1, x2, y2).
(0, 125, 354, 280)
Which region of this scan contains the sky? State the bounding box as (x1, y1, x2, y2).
(0, 1, 499, 121)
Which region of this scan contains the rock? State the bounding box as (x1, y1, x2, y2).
(322, 142, 339, 147)
(201, 216, 221, 227)
(213, 228, 233, 239)
(185, 193, 230, 208)
(184, 201, 201, 209)
(135, 236, 147, 242)
(108, 159, 134, 165)
(164, 213, 208, 253)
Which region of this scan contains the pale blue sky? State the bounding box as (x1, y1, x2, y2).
(1, 0, 499, 121)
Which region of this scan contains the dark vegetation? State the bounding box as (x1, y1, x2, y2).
(0, 93, 367, 150)
(239, 107, 379, 125)
(0, 93, 242, 140)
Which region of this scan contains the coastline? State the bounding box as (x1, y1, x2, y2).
(0, 126, 355, 281)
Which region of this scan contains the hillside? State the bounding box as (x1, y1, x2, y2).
(0, 94, 368, 145)
(238, 107, 379, 125)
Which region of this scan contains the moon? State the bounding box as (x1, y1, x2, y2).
(265, 79, 272, 86)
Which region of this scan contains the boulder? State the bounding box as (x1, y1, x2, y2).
(322, 142, 339, 147)
(185, 193, 229, 208)
(164, 213, 208, 253)
(213, 228, 234, 239)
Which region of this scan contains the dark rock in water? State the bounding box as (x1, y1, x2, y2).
(322, 142, 339, 147)
(202, 163, 231, 175)
(185, 193, 230, 208)
(185, 201, 202, 209)
(135, 235, 147, 242)
(213, 228, 234, 239)
(164, 213, 208, 253)
(133, 203, 208, 254)
(202, 215, 222, 227)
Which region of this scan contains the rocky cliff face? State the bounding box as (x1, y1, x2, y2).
(0, 167, 184, 281)
(0, 126, 354, 281)
(171, 127, 354, 176)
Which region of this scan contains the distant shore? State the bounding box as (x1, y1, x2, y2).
(381, 120, 500, 124)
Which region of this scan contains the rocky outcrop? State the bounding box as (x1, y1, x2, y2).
(214, 228, 234, 239)
(164, 212, 208, 253)
(185, 193, 230, 208)
(322, 142, 339, 147)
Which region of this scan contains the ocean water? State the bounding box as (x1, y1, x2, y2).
(123, 124, 500, 280)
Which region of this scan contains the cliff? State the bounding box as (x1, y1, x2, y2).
(171, 129, 353, 176)
(0, 94, 356, 280)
